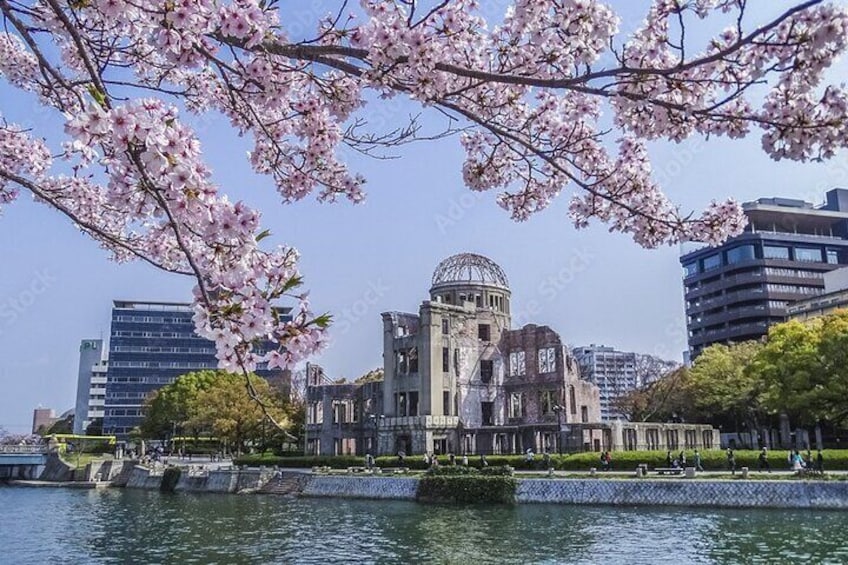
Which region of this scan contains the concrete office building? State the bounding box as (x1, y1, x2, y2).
(787, 266, 848, 321)
(681, 188, 848, 357)
(72, 339, 108, 435)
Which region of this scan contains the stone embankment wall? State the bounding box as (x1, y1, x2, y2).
(300, 476, 418, 500)
(518, 479, 848, 509)
(124, 465, 275, 494)
(120, 468, 848, 509)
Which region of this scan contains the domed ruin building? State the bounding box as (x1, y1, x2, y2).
(305, 253, 718, 457)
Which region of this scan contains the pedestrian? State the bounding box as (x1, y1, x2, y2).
(398, 451, 406, 466)
(792, 450, 804, 473)
(543, 450, 551, 470)
(605, 451, 612, 471)
(726, 448, 736, 475)
(816, 450, 824, 475)
(365, 453, 374, 470)
(757, 448, 771, 473)
(448, 452, 456, 466)
(666, 451, 673, 467)
(693, 449, 704, 472)
(479, 453, 488, 468)
(679, 451, 687, 467)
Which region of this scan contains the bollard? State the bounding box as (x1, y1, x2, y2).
(635, 466, 644, 478)
(589, 467, 596, 477)
(684, 467, 696, 479)
(741, 466, 749, 479)
(547, 467, 555, 477)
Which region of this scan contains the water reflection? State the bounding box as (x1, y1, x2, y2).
(2, 487, 847, 564)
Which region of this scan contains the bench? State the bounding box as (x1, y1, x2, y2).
(346, 466, 369, 474)
(655, 467, 684, 476)
(379, 467, 410, 475)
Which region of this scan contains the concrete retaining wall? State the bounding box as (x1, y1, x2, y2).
(300, 476, 418, 500)
(126, 466, 164, 490)
(125, 466, 275, 494)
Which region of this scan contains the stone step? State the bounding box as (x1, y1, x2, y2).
(260, 472, 310, 496)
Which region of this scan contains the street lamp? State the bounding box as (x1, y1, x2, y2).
(368, 414, 385, 457)
(552, 405, 564, 455)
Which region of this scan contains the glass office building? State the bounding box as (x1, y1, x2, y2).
(681, 188, 848, 358)
(103, 300, 288, 439)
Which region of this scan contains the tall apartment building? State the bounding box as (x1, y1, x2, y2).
(103, 300, 288, 439)
(573, 346, 677, 421)
(681, 188, 848, 357)
(573, 345, 636, 421)
(72, 339, 108, 435)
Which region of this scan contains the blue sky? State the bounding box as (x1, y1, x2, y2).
(0, 1, 846, 433)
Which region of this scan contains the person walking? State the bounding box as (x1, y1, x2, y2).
(757, 448, 771, 473)
(816, 450, 824, 475)
(666, 451, 673, 467)
(693, 449, 704, 472)
(726, 448, 736, 475)
(479, 453, 488, 468)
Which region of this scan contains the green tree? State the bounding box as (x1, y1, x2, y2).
(816, 311, 848, 426)
(688, 341, 766, 431)
(750, 312, 848, 428)
(140, 370, 220, 439)
(187, 373, 288, 454)
(614, 367, 697, 423)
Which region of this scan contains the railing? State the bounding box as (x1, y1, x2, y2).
(0, 445, 48, 454)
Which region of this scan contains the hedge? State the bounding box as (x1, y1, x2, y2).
(417, 475, 517, 504)
(234, 450, 848, 472)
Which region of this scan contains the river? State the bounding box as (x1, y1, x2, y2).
(2, 486, 847, 564)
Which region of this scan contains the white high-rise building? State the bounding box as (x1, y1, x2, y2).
(72, 339, 108, 435)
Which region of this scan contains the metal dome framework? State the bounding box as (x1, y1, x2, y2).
(431, 253, 510, 289)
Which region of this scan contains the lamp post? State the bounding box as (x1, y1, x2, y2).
(369, 414, 384, 457)
(552, 405, 564, 455)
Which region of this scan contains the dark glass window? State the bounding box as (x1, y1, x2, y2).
(726, 245, 755, 264)
(683, 262, 699, 277)
(827, 249, 840, 264)
(763, 245, 790, 260)
(795, 247, 823, 263)
(702, 254, 722, 271)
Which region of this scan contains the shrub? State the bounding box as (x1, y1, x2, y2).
(160, 467, 181, 493)
(417, 475, 516, 504)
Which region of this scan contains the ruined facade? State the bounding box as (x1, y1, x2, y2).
(305, 253, 718, 456)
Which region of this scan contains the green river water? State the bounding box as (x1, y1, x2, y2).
(1, 486, 846, 564)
